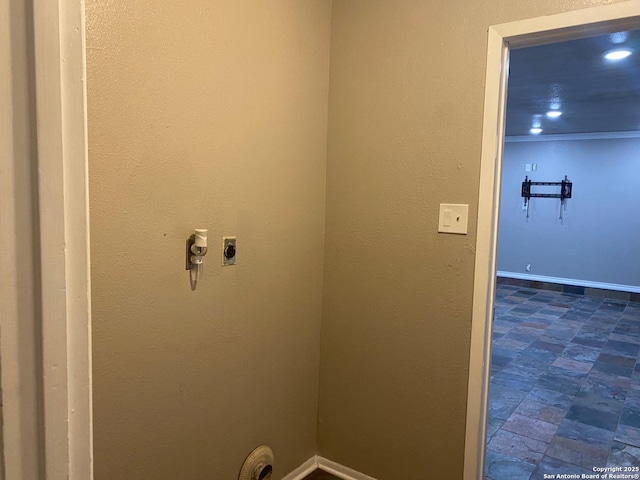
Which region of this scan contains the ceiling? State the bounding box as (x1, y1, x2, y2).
(505, 29, 640, 137)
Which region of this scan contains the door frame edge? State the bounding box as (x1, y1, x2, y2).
(464, 2, 640, 479)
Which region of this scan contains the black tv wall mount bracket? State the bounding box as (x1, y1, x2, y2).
(521, 175, 573, 220)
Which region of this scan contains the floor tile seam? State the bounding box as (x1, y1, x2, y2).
(501, 414, 560, 441)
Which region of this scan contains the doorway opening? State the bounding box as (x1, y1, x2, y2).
(485, 29, 640, 479)
(465, 4, 640, 480)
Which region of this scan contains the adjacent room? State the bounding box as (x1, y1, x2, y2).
(485, 30, 640, 479)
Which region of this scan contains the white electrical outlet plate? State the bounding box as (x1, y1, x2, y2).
(525, 163, 531, 172)
(222, 236, 236, 266)
(438, 204, 469, 234)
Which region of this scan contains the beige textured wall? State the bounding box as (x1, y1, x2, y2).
(319, 1, 624, 479)
(86, 2, 331, 479)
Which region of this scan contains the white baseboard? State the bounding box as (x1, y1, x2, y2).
(317, 456, 378, 480)
(280, 455, 378, 480)
(496, 271, 640, 294)
(281, 456, 318, 480)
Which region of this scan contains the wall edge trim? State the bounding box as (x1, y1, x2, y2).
(316, 457, 378, 480)
(281, 456, 318, 480)
(496, 271, 640, 293)
(33, 0, 93, 478)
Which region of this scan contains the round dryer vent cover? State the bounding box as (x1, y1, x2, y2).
(238, 445, 274, 480)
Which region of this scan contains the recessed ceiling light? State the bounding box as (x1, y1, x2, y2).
(529, 128, 543, 135)
(546, 111, 562, 118)
(609, 31, 629, 44)
(604, 48, 633, 60)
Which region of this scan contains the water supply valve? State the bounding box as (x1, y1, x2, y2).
(186, 229, 208, 290)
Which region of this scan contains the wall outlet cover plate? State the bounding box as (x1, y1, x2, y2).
(222, 236, 236, 266)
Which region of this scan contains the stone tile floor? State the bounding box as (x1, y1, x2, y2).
(485, 285, 640, 479)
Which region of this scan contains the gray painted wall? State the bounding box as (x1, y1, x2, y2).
(497, 136, 640, 289)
